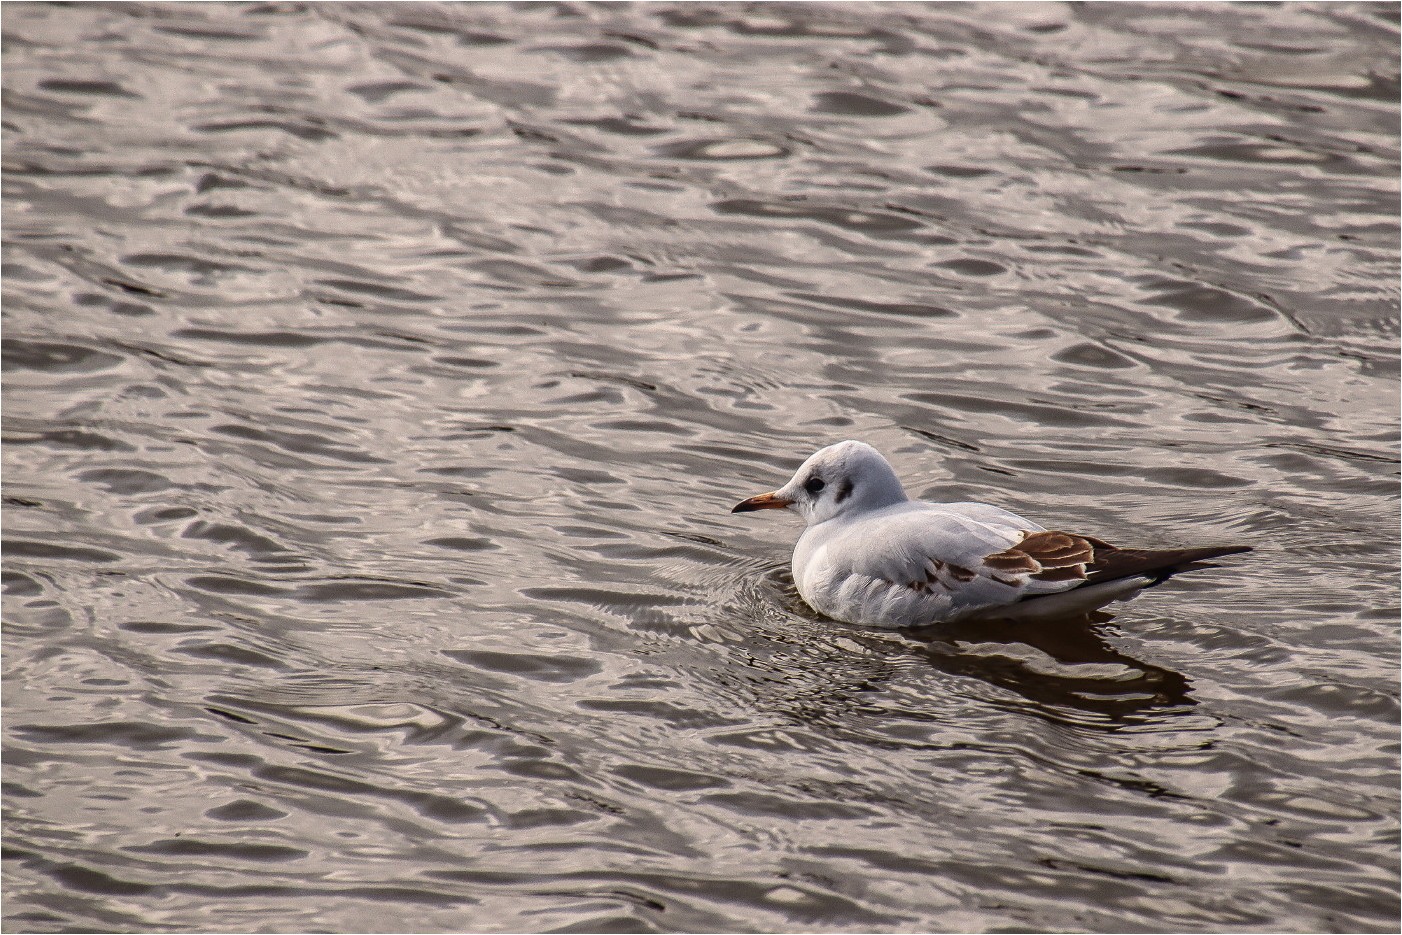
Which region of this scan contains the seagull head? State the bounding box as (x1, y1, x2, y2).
(731, 440, 909, 525)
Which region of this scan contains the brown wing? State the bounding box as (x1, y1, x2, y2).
(985, 531, 1252, 588)
(983, 530, 1102, 583)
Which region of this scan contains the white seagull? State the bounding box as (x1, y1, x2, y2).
(732, 440, 1251, 628)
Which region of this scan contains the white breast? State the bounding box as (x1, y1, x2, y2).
(797, 553, 959, 628)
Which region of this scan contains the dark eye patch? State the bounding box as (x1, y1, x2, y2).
(803, 476, 825, 495)
(835, 478, 854, 504)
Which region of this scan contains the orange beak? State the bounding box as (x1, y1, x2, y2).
(731, 491, 793, 513)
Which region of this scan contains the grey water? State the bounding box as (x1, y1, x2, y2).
(3, 2, 1398, 933)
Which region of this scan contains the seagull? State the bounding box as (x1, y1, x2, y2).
(731, 440, 1251, 628)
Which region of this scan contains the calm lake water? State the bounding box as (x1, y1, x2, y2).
(4, 2, 1398, 932)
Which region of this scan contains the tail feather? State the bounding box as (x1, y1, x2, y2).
(1084, 544, 1252, 587)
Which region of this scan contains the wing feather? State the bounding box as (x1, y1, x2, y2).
(982, 529, 1098, 585)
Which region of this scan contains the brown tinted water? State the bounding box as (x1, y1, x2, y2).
(3, 2, 1398, 932)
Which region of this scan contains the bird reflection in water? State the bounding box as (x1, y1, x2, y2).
(899, 612, 1194, 722)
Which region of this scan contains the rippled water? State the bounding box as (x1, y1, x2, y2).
(4, 2, 1399, 932)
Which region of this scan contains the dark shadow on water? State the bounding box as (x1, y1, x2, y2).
(901, 613, 1195, 721)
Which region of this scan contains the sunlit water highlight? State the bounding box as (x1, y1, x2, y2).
(4, 3, 1398, 932)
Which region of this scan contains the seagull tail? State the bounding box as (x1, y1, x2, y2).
(1085, 543, 1253, 587)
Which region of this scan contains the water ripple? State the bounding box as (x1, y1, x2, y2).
(4, 2, 1397, 933)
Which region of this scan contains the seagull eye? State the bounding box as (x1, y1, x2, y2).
(804, 476, 826, 495)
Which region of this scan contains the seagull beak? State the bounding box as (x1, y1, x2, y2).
(731, 491, 793, 513)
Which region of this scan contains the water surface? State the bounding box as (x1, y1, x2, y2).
(4, 2, 1399, 932)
